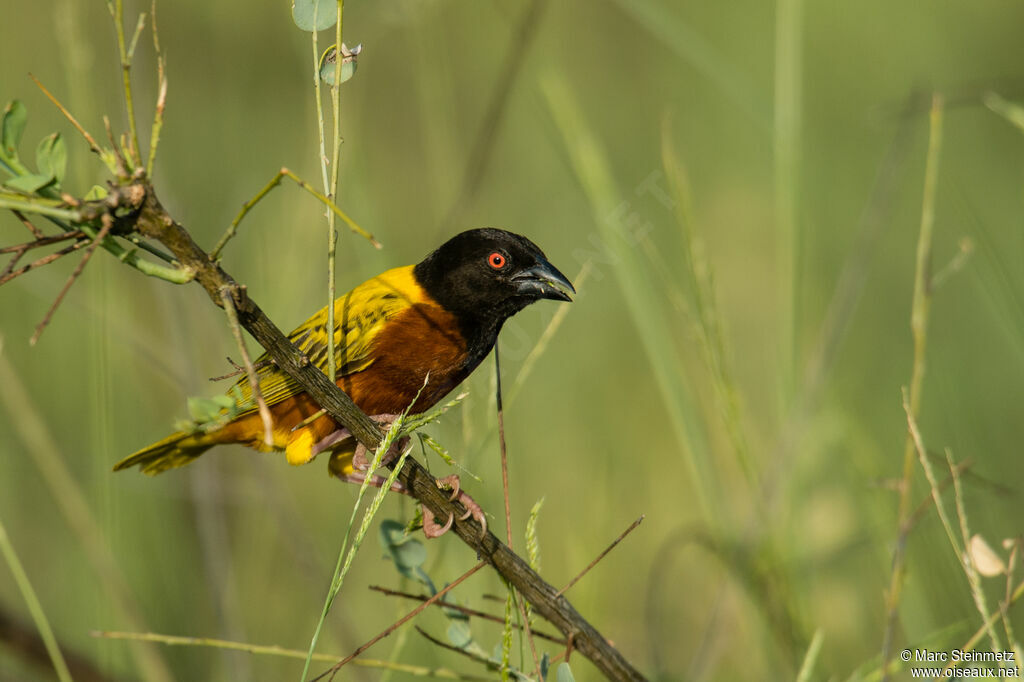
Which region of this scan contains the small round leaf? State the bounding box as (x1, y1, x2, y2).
(291, 0, 337, 32)
(319, 43, 360, 86)
(446, 620, 473, 649)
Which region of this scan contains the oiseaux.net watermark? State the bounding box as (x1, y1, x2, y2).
(904, 648, 1020, 678)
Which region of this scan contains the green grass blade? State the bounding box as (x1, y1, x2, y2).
(0, 517, 73, 682)
(541, 73, 720, 524)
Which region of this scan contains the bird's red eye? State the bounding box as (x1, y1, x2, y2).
(487, 252, 507, 269)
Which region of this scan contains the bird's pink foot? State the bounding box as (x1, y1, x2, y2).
(422, 475, 487, 539)
(323, 415, 486, 540)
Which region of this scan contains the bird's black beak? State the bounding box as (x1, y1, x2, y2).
(512, 259, 575, 302)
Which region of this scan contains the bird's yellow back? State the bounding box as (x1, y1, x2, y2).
(231, 264, 430, 415)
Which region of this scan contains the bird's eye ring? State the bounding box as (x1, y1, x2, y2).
(487, 251, 507, 269)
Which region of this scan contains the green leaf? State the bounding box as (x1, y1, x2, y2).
(1, 100, 27, 161)
(36, 133, 66, 186)
(555, 662, 576, 682)
(4, 173, 55, 193)
(540, 653, 550, 680)
(419, 433, 455, 466)
(291, 0, 337, 31)
(379, 520, 427, 580)
(83, 185, 108, 201)
(319, 43, 360, 86)
(446, 620, 473, 649)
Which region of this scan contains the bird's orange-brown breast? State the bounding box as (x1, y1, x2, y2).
(340, 301, 469, 415)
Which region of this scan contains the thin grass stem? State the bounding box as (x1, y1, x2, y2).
(774, 0, 804, 406)
(325, 0, 345, 384)
(795, 629, 824, 682)
(0, 352, 175, 682)
(146, 0, 167, 177)
(108, 0, 142, 169)
(880, 94, 944, 681)
(947, 449, 1003, 654)
(93, 630, 484, 678)
(0, 516, 73, 682)
(313, 562, 487, 681)
(301, 378, 429, 681)
(219, 287, 275, 447)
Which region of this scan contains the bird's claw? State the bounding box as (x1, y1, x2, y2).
(423, 509, 455, 538)
(436, 474, 462, 501)
(425, 474, 487, 540)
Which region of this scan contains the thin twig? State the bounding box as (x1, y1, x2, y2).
(309, 4, 329, 193)
(367, 585, 566, 644)
(208, 355, 273, 382)
(1, 231, 86, 282)
(126, 12, 147, 61)
(415, 626, 494, 666)
(13, 210, 46, 239)
(880, 93, 944, 681)
(219, 287, 274, 447)
(292, 407, 328, 432)
(557, 515, 645, 597)
(0, 241, 88, 287)
(0, 250, 24, 280)
(494, 344, 542, 680)
(947, 448, 1003, 654)
(904, 459, 972, 531)
(313, 561, 487, 681)
(108, 0, 142, 170)
(415, 627, 527, 682)
(0, 231, 86, 255)
(30, 220, 112, 345)
(146, 0, 167, 177)
(92, 630, 484, 679)
(209, 167, 378, 261)
(28, 74, 108, 162)
(1001, 541, 1024, 669)
(937, 579, 1024, 680)
(495, 344, 513, 548)
(324, 0, 347, 385)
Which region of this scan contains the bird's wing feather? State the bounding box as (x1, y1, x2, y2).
(230, 266, 425, 415)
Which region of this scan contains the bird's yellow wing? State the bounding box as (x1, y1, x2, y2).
(230, 265, 428, 416)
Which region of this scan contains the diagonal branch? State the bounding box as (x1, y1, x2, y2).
(126, 178, 647, 681)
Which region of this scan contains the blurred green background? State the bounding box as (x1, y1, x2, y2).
(3, 1, 1024, 680)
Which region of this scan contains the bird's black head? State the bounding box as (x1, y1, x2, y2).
(414, 228, 575, 332)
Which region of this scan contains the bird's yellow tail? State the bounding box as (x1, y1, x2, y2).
(114, 431, 217, 475)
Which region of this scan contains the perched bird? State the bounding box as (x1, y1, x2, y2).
(115, 228, 574, 535)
